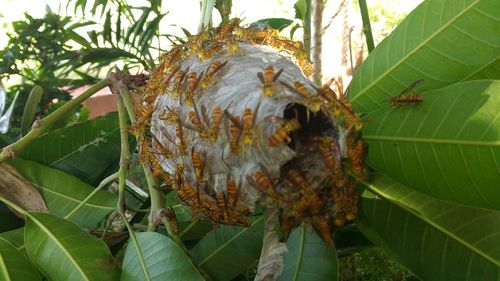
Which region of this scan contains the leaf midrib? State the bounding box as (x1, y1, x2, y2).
(351, 0, 480, 102)
(198, 216, 264, 266)
(127, 232, 152, 281)
(365, 179, 500, 267)
(26, 214, 90, 281)
(363, 135, 500, 146)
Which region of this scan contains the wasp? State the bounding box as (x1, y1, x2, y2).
(161, 46, 184, 66)
(257, 66, 283, 96)
(201, 60, 228, 89)
(343, 181, 359, 221)
(318, 137, 341, 173)
(311, 216, 333, 246)
(187, 110, 208, 139)
(270, 38, 304, 57)
(226, 177, 239, 208)
(172, 67, 189, 98)
(206, 106, 224, 143)
(178, 181, 198, 204)
(286, 168, 312, 190)
(241, 102, 261, 145)
(159, 106, 179, 123)
(184, 71, 204, 106)
(224, 111, 242, 154)
(197, 41, 224, 60)
(390, 93, 423, 108)
(292, 196, 310, 217)
(175, 121, 188, 155)
(150, 134, 175, 159)
(389, 79, 425, 108)
(347, 139, 368, 181)
(191, 149, 206, 183)
(283, 81, 323, 113)
(215, 191, 228, 218)
(163, 65, 180, 87)
(248, 169, 284, 203)
(267, 117, 301, 146)
(215, 18, 241, 40)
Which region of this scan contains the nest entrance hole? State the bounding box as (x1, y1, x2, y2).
(283, 103, 333, 149)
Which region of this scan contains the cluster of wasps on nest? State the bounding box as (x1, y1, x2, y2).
(132, 18, 368, 245)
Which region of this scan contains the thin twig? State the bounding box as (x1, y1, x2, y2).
(65, 172, 119, 220)
(117, 96, 131, 213)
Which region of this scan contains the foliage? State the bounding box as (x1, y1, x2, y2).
(0, 0, 499, 280)
(0, 8, 96, 131)
(339, 248, 413, 281)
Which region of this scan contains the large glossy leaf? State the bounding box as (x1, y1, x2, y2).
(21, 113, 121, 184)
(349, 0, 500, 113)
(362, 80, 500, 210)
(190, 216, 265, 281)
(0, 238, 41, 281)
(24, 212, 120, 281)
(9, 158, 116, 228)
(121, 232, 204, 281)
(357, 173, 500, 281)
(278, 225, 338, 281)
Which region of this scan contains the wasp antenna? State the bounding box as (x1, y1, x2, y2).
(273, 68, 284, 81)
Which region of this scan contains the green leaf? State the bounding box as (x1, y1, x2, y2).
(0, 237, 41, 281)
(9, 158, 116, 228)
(80, 48, 138, 65)
(0, 228, 24, 250)
(279, 225, 338, 281)
(103, 11, 112, 44)
(191, 216, 265, 281)
(252, 18, 293, 31)
(121, 232, 204, 281)
(357, 173, 500, 281)
(21, 113, 121, 184)
(20, 85, 43, 136)
(24, 212, 120, 281)
(67, 30, 92, 49)
(463, 57, 500, 81)
(362, 80, 500, 210)
(350, 0, 500, 113)
(294, 0, 308, 21)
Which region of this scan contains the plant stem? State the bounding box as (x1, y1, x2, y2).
(117, 96, 131, 213)
(115, 79, 166, 232)
(311, 0, 324, 83)
(0, 79, 109, 162)
(358, 0, 375, 53)
(303, 0, 312, 60)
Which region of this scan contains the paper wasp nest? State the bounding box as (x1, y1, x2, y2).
(136, 19, 367, 245)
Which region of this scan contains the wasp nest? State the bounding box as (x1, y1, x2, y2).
(134, 19, 367, 245)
